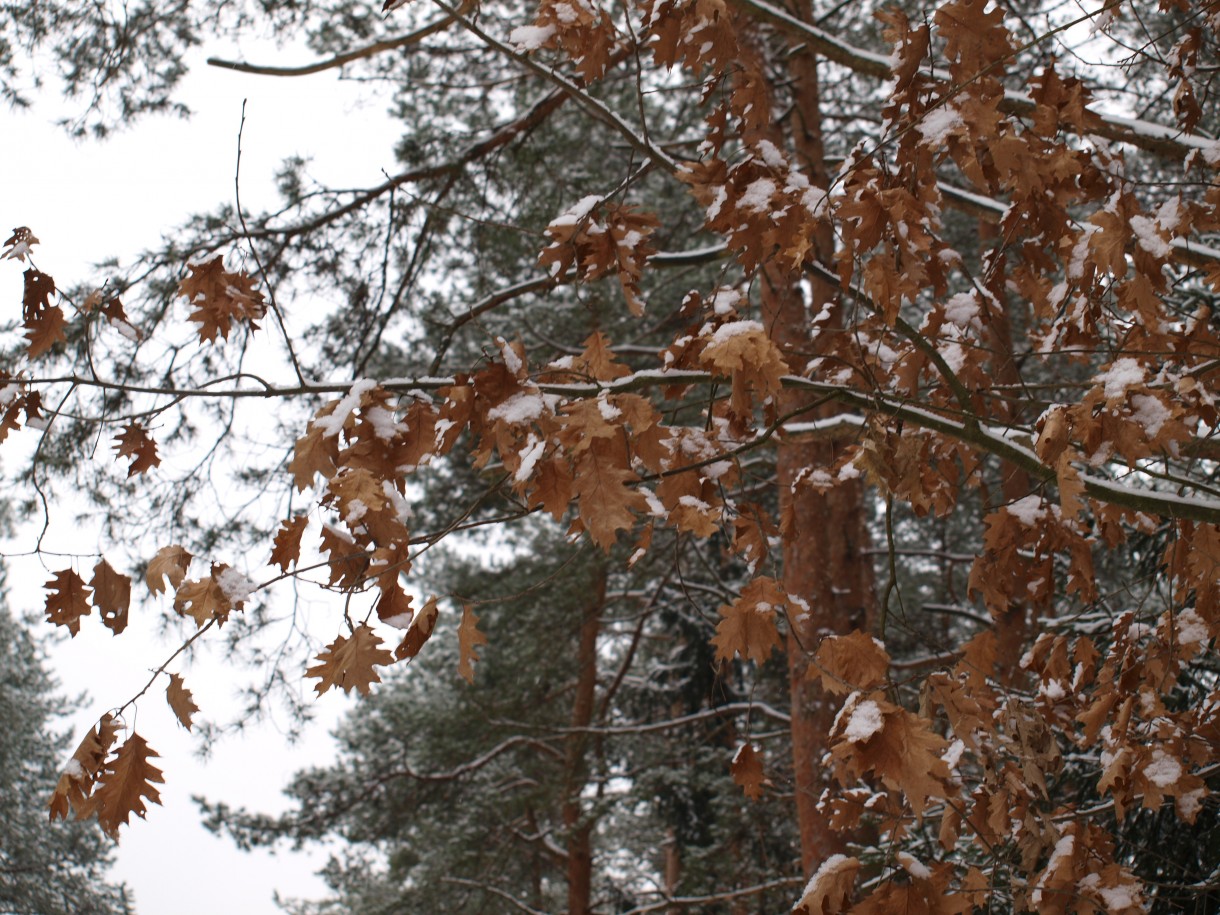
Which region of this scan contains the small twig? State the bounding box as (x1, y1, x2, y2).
(234, 100, 307, 385)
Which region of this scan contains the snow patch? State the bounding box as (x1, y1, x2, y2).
(1095, 358, 1145, 399)
(509, 23, 556, 50)
(315, 379, 379, 438)
(217, 567, 256, 604)
(843, 699, 884, 743)
(1142, 748, 1182, 788)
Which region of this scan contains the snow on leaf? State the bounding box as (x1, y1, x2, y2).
(172, 567, 236, 628)
(457, 605, 488, 684)
(306, 623, 395, 696)
(3, 226, 39, 261)
(48, 713, 120, 821)
(165, 673, 200, 731)
(792, 854, 859, 914)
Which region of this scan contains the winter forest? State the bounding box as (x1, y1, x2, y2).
(2, 0, 1220, 911)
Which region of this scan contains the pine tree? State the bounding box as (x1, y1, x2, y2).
(0, 600, 133, 915)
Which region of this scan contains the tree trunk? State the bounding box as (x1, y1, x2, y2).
(563, 567, 605, 914)
(762, 3, 876, 876)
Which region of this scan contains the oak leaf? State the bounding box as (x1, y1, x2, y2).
(376, 582, 415, 629)
(166, 673, 200, 731)
(48, 713, 120, 821)
(458, 605, 488, 684)
(320, 524, 370, 588)
(112, 421, 161, 477)
(730, 743, 767, 800)
(269, 514, 309, 573)
(178, 256, 267, 342)
(395, 595, 439, 661)
(173, 568, 235, 628)
(813, 630, 891, 695)
(22, 269, 66, 358)
(44, 569, 92, 635)
(711, 577, 785, 665)
(146, 545, 192, 595)
(792, 854, 859, 915)
(3, 226, 38, 261)
(572, 445, 645, 549)
(307, 623, 394, 696)
(830, 693, 950, 817)
(78, 733, 164, 839)
(289, 425, 340, 490)
(91, 559, 131, 634)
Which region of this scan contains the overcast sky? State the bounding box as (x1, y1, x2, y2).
(2, 31, 405, 915)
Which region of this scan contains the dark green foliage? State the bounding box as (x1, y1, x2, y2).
(0, 602, 133, 915)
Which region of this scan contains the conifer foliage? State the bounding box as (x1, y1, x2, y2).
(5, 0, 1220, 910)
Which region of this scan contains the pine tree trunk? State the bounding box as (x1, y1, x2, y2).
(563, 568, 605, 914)
(762, 3, 876, 875)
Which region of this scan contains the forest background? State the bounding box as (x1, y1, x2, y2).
(3, 0, 1220, 913)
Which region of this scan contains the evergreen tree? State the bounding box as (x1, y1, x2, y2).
(0, 601, 133, 915)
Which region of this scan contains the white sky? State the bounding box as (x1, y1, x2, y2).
(1, 31, 406, 915)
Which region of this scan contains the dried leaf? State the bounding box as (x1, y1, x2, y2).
(793, 854, 859, 915)
(457, 605, 488, 684)
(307, 623, 394, 696)
(91, 559, 131, 634)
(173, 569, 234, 628)
(48, 713, 120, 821)
(112, 421, 161, 477)
(395, 596, 440, 661)
(3, 226, 39, 261)
(165, 673, 200, 731)
(711, 577, 785, 665)
(78, 733, 164, 839)
(730, 743, 767, 800)
(22, 269, 65, 358)
(44, 569, 92, 635)
(814, 630, 891, 695)
(178, 256, 266, 342)
(146, 545, 192, 595)
(269, 514, 309, 573)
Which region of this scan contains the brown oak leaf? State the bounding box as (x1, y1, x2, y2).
(711, 577, 785, 665)
(112, 421, 161, 477)
(172, 567, 238, 628)
(48, 713, 120, 821)
(44, 569, 92, 635)
(178, 256, 267, 342)
(269, 514, 309, 573)
(22, 269, 66, 358)
(730, 743, 768, 800)
(166, 673, 200, 731)
(78, 733, 164, 839)
(458, 605, 488, 684)
(91, 559, 131, 634)
(813, 630, 891, 695)
(145, 545, 192, 595)
(793, 854, 860, 915)
(307, 623, 394, 696)
(395, 595, 440, 660)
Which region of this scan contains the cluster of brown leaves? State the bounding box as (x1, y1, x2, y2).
(48, 715, 164, 840)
